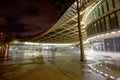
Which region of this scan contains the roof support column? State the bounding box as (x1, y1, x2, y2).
(4, 44, 9, 59)
(76, 0, 85, 62)
(0, 43, 9, 59)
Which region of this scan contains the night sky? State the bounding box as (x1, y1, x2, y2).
(0, 0, 75, 41)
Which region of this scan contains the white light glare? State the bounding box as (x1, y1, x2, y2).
(96, 70, 99, 72)
(24, 42, 39, 45)
(100, 64, 102, 66)
(104, 73, 109, 77)
(41, 43, 73, 46)
(100, 34, 104, 36)
(118, 30, 120, 33)
(100, 71, 103, 74)
(110, 76, 115, 79)
(105, 33, 110, 35)
(97, 35, 100, 37)
(81, 21, 83, 24)
(111, 31, 116, 34)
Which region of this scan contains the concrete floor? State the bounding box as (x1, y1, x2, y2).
(0, 50, 119, 80)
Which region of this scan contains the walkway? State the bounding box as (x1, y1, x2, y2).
(0, 50, 119, 80)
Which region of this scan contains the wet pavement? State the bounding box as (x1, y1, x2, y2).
(0, 49, 120, 80)
(85, 50, 120, 80)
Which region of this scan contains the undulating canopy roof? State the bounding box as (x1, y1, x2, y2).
(0, 0, 98, 45)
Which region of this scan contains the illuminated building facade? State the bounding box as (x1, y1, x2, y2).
(85, 0, 120, 52)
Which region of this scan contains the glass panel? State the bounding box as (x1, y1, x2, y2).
(92, 24, 94, 34)
(89, 27, 91, 35)
(94, 9, 97, 19)
(95, 7, 99, 18)
(105, 16, 110, 30)
(97, 21, 101, 32)
(93, 24, 96, 34)
(107, 0, 113, 10)
(115, 37, 120, 52)
(87, 14, 91, 24)
(90, 26, 92, 35)
(99, 5, 103, 16)
(104, 38, 114, 51)
(114, 0, 120, 8)
(117, 10, 120, 27)
(101, 19, 105, 31)
(91, 13, 93, 21)
(110, 13, 117, 28)
(99, 20, 103, 32)
(93, 12, 95, 19)
(89, 15, 91, 23)
(92, 25, 94, 34)
(94, 23, 97, 33)
(95, 22, 97, 33)
(102, 1, 108, 13)
(87, 28, 89, 36)
(96, 22, 99, 32)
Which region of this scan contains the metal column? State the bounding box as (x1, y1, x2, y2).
(76, 0, 85, 62)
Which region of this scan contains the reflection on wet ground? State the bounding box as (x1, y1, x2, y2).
(91, 57, 120, 78)
(0, 50, 120, 80)
(85, 50, 120, 80)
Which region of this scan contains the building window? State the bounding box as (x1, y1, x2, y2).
(92, 12, 95, 20)
(107, 0, 114, 10)
(102, 1, 108, 13)
(90, 25, 92, 35)
(96, 21, 99, 32)
(87, 28, 89, 36)
(95, 7, 99, 18)
(101, 19, 106, 31)
(104, 38, 114, 52)
(94, 22, 97, 33)
(114, 0, 120, 8)
(115, 37, 120, 52)
(105, 16, 110, 30)
(99, 5, 103, 16)
(87, 27, 90, 36)
(92, 24, 94, 34)
(97, 21, 101, 32)
(117, 10, 120, 27)
(91, 12, 94, 22)
(110, 13, 118, 28)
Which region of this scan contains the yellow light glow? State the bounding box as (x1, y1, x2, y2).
(24, 42, 40, 45)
